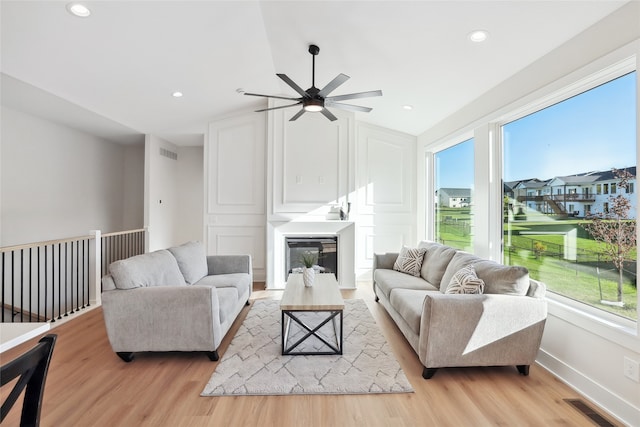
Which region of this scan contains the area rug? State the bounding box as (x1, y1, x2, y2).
(201, 299, 414, 396)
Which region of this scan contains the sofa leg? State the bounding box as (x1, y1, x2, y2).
(516, 365, 530, 376)
(246, 300, 250, 306)
(374, 295, 379, 302)
(422, 367, 438, 379)
(207, 351, 220, 362)
(117, 352, 134, 363)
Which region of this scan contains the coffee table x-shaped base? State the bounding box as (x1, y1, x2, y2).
(281, 309, 343, 356)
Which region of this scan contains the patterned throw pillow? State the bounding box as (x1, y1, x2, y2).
(445, 264, 485, 294)
(393, 246, 427, 277)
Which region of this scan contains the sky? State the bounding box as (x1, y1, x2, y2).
(436, 71, 637, 189)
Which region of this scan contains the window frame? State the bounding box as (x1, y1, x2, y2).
(433, 137, 475, 252)
(494, 55, 638, 340)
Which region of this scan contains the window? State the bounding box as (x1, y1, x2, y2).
(434, 139, 474, 252)
(503, 71, 637, 321)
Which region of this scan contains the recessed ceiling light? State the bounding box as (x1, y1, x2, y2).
(172, 91, 183, 98)
(468, 30, 489, 43)
(66, 2, 91, 17)
(403, 105, 413, 111)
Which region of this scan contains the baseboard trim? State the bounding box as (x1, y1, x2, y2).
(537, 349, 639, 426)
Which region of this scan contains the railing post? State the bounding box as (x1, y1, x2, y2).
(89, 230, 102, 306)
(144, 226, 150, 253)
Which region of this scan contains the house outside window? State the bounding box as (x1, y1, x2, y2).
(502, 71, 637, 321)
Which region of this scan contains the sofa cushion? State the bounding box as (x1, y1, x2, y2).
(109, 250, 186, 290)
(168, 241, 208, 285)
(374, 269, 438, 299)
(445, 265, 485, 294)
(194, 273, 251, 300)
(418, 241, 457, 288)
(389, 289, 430, 335)
(439, 251, 482, 292)
(393, 246, 427, 277)
(473, 260, 530, 296)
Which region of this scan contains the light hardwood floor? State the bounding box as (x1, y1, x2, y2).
(1, 283, 620, 426)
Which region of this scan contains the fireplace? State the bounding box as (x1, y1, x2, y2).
(267, 221, 355, 289)
(285, 236, 338, 279)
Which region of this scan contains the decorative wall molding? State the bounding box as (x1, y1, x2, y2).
(268, 104, 354, 217)
(205, 113, 267, 281)
(207, 115, 265, 215)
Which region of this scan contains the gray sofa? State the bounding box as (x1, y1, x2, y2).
(373, 241, 547, 379)
(101, 241, 252, 362)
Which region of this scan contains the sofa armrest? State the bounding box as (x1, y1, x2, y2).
(418, 293, 547, 368)
(373, 252, 399, 271)
(101, 285, 222, 352)
(207, 255, 252, 276)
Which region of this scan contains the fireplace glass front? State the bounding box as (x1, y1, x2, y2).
(285, 236, 338, 280)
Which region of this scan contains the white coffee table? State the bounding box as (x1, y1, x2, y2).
(280, 273, 344, 355)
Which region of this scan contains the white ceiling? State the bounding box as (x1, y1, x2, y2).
(0, 1, 629, 146)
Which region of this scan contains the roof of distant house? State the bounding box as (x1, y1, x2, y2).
(518, 167, 636, 187)
(439, 188, 472, 198)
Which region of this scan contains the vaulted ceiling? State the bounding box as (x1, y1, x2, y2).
(0, 1, 629, 146)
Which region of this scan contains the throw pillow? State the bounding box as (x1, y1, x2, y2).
(393, 246, 427, 277)
(445, 264, 485, 294)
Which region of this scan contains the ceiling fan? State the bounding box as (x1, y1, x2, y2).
(245, 44, 382, 121)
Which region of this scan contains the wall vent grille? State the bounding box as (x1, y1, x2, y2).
(159, 147, 178, 160)
(563, 399, 617, 427)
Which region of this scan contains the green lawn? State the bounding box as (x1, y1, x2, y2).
(435, 209, 638, 320)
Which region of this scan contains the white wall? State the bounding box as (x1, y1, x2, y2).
(0, 106, 142, 246)
(176, 146, 204, 244)
(122, 144, 145, 230)
(145, 135, 203, 251)
(205, 113, 266, 281)
(418, 3, 640, 425)
(206, 105, 417, 285)
(355, 122, 416, 277)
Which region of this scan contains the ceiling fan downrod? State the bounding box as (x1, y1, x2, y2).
(309, 44, 319, 89)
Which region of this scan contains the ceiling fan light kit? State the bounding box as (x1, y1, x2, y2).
(245, 44, 382, 121)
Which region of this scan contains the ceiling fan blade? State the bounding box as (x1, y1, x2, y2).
(326, 90, 383, 102)
(245, 92, 301, 102)
(289, 108, 306, 121)
(255, 102, 302, 113)
(277, 74, 309, 98)
(320, 108, 338, 121)
(317, 73, 350, 98)
(325, 102, 372, 113)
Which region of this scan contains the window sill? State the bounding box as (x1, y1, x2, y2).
(546, 293, 640, 352)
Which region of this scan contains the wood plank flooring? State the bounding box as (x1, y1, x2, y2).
(1, 283, 621, 426)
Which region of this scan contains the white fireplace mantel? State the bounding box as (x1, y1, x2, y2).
(267, 220, 355, 289)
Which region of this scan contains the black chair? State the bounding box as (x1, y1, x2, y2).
(1, 334, 57, 427)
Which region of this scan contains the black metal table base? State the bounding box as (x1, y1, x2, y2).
(281, 309, 343, 355)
